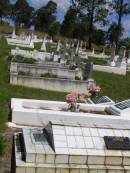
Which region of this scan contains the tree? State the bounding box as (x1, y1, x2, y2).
(71, 0, 109, 49)
(34, 1, 57, 32)
(107, 22, 124, 44)
(60, 8, 77, 38)
(111, 0, 130, 48)
(92, 28, 106, 45)
(12, 0, 34, 28)
(49, 22, 61, 36)
(0, 0, 11, 23)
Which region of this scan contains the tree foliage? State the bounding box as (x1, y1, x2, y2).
(0, 0, 11, 23)
(107, 22, 124, 44)
(34, 1, 57, 32)
(111, 0, 130, 47)
(12, 0, 34, 28)
(71, 0, 109, 48)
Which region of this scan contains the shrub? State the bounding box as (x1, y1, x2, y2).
(18, 71, 31, 76)
(13, 55, 36, 64)
(40, 73, 57, 78)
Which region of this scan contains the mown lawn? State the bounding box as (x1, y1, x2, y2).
(94, 71, 130, 102)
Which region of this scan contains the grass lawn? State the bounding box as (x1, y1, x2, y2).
(81, 56, 107, 65)
(94, 71, 130, 102)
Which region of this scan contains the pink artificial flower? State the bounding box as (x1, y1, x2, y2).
(78, 94, 86, 102)
(65, 92, 78, 104)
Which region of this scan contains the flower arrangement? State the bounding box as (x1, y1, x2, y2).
(88, 84, 101, 97)
(65, 92, 86, 112)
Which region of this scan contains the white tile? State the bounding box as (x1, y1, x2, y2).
(37, 168, 46, 173)
(54, 141, 67, 148)
(65, 126, 74, 135)
(90, 128, 99, 136)
(16, 167, 26, 173)
(84, 137, 94, 149)
(36, 153, 45, 163)
(26, 167, 35, 173)
(55, 154, 69, 164)
(46, 168, 55, 173)
(70, 169, 79, 173)
(53, 129, 65, 135)
(98, 129, 108, 137)
(75, 136, 85, 148)
(45, 154, 55, 164)
(120, 130, 129, 137)
(82, 128, 91, 136)
(26, 153, 36, 163)
(107, 170, 124, 173)
(88, 155, 105, 165)
(92, 137, 105, 149)
(105, 156, 122, 165)
(54, 135, 67, 142)
(80, 169, 88, 173)
(114, 130, 122, 137)
(69, 148, 87, 155)
(61, 169, 69, 173)
(73, 127, 82, 136)
(104, 129, 114, 136)
(67, 136, 76, 148)
(56, 169, 61, 173)
(55, 147, 69, 154)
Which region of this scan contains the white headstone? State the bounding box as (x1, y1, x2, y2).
(92, 48, 95, 55)
(41, 39, 46, 51)
(53, 54, 60, 62)
(12, 27, 16, 39)
(57, 40, 61, 52)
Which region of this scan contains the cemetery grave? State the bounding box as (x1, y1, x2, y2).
(1, 36, 130, 172)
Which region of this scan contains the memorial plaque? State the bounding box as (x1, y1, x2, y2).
(104, 136, 130, 150)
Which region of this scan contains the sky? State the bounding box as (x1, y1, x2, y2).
(12, 0, 130, 37)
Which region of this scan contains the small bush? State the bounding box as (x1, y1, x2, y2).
(40, 73, 57, 78)
(18, 71, 31, 76)
(13, 55, 36, 64)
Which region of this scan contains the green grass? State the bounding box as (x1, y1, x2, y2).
(0, 37, 66, 132)
(93, 71, 130, 102)
(81, 56, 107, 65)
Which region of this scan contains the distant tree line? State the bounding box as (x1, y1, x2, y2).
(0, 0, 130, 49)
